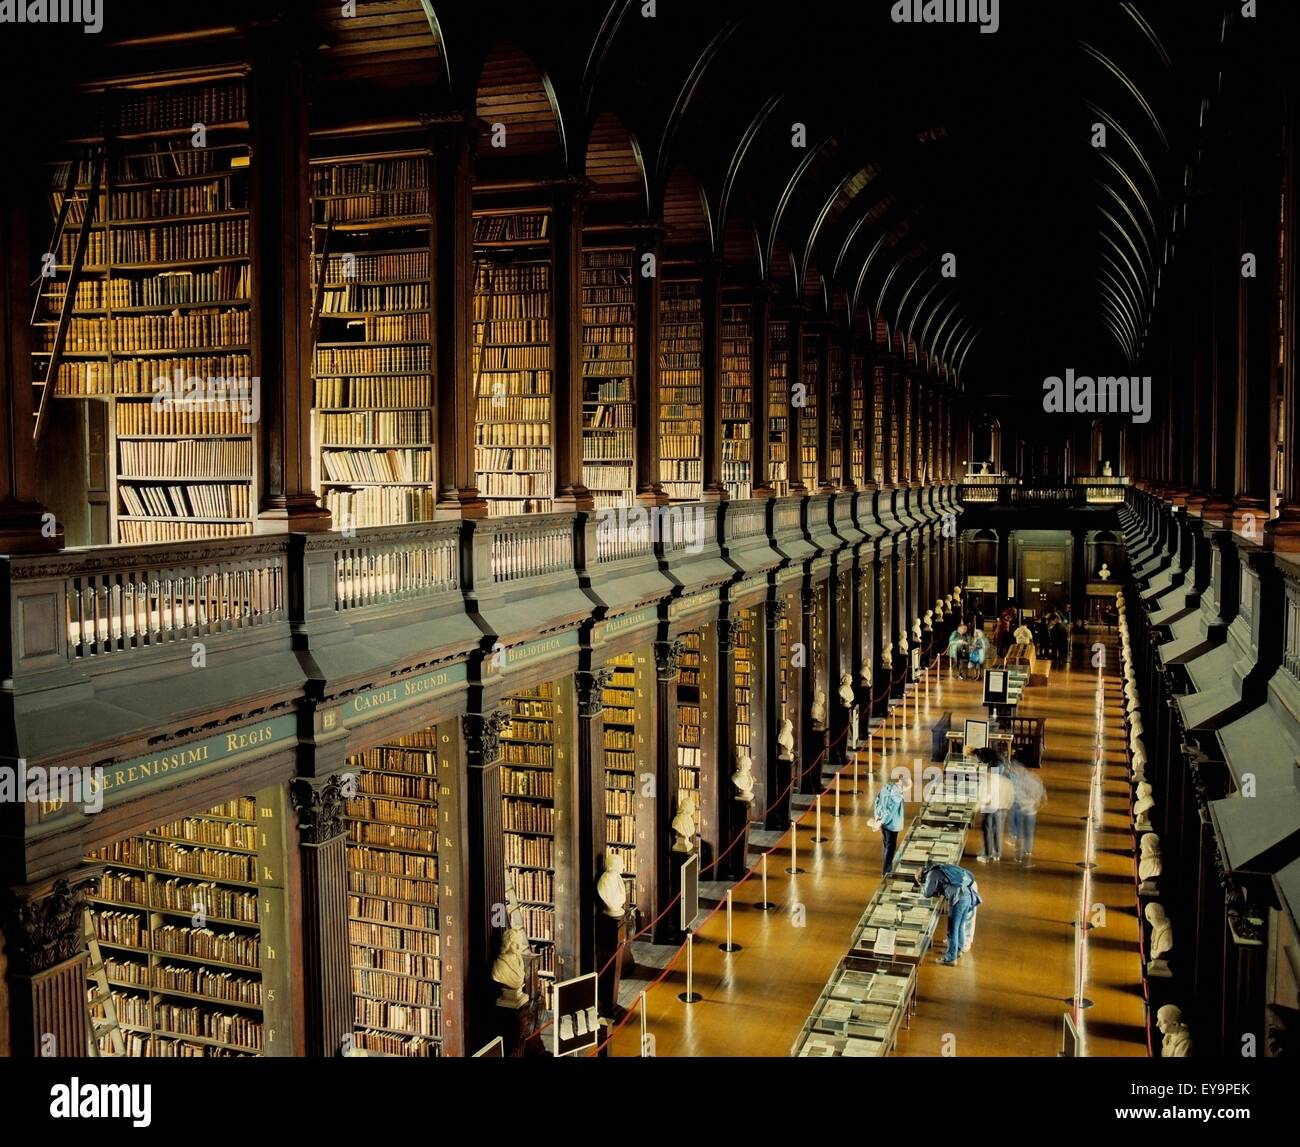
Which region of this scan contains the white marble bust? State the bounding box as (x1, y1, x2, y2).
(1145, 902, 1173, 965)
(732, 751, 755, 804)
(1138, 833, 1163, 883)
(491, 926, 530, 1007)
(912, 617, 922, 644)
(860, 660, 872, 688)
(838, 672, 855, 707)
(672, 792, 698, 853)
(1157, 1004, 1192, 1057)
(1129, 729, 1145, 755)
(924, 609, 934, 632)
(881, 643, 893, 670)
(1101, 460, 1113, 477)
(1134, 781, 1155, 818)
(810, 689, 827, 729)
(1131, 746, 1147, 782)
(597, 852, 627, 918)
(777, 717, 795, 761)
(952, 585, 962, 603)
(1098, 562, 1112, 581)
(898, 631, 909, 655)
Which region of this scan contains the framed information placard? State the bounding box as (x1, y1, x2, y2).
(983, 670, 1009, 705)
(681, 853, 701, 933)
(472, 1036, 505, 1057)
(963, 718, 988, 753)
(910, 647, 921, 681)
(552, 972, 600, 1057)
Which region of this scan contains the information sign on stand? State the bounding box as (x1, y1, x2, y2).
(471, 1036, 504, 1057)
(910, 647, 921, 681)
(982, 669, 1009, 706)
(552, 972, 600, 1057)
(681, 853, 701, 933)
(1059, 1012, 1080, 1057)
(963, 718, 989, 753)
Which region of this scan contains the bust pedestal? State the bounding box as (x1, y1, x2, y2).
(1146, 957, 1172, 978)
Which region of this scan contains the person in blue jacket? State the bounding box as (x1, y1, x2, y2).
(872, 778, 906, 876)
(918, 860, 982, 965)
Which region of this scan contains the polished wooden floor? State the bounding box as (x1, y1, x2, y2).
(605, 633, 1149, 1057)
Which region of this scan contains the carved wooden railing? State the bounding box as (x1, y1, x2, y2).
(774, 499, 803, 534)
(8, 537, 290, 661)
(488, 513, 575, 583)
(593, 507, 656, 564)
(332, 523, 460, 610)
(722, 500, 766, 542)
(659, 503, 717, 558)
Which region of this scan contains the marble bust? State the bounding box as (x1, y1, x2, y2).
(1138, 832, 1163, 889)
(838, 672, 855, 708)
(1130, 746, 1147, 782)
(912, 617, 922, 644)
(491, 926, 530, 1007)
(672, 792, 698, 853)
(952, 585, 962, 603)
(1157, 1004, 1192, 1057)
(1098, 562, 1111, 581)
(732, 751, 755, 804)
(924, 609, 934, 632)
(860, 660, 872, 688)
(1134, 781, 1155, 819)
(1101, 460, 1113, 477)
(597, 852, 627, 918)
(1145, 902, 1173, 972)
(777, 717, 796, 761)
(898, 631, 909, 655)
(810, 689, 827, 729)
(881, 643, 893, 670)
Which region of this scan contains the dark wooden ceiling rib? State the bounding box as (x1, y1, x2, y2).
(662, 167, 709, 246)
(723, 216, 757, 272)
(585, 112, 643, 203)
(475, 43, 560, 159)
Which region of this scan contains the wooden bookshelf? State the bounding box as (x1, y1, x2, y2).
(659, 279, 704, 501)
(675, 630, 703, 805)
(871, 362, 886, 486)
(343, 731, 444, 1056)
(34, 77, 257, 544)
(769, 319, 790, 496)
(500, 681, 560, 982)
(85, 789, 289, 1057)
(311, 148, 435, 526)
(828, 349, 843, 487)
(721, 300, 753, 499)
(734, 609, 755, 765)
(581, 247, 636, 508)
(800, 330, 821, 484)
(473, 207, 554, 515)
(601, 652, 639, 909)
(851, 351, 866, 486)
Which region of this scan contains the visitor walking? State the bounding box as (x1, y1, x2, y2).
(872, 777, 906, 876)
(1004, 758, 1047, 867)
(974, 746, 1015, 862)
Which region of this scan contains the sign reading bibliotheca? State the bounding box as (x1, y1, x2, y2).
(35, 713, 298, 823)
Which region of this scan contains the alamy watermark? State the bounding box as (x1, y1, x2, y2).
(151, 371, 261, 424)
(0, 759, 104, 814)
(595, 504, 706, 555)
(891, 0, 999, 33)
(1042, 369, 1151, 424)
(0, 0, 102, 33)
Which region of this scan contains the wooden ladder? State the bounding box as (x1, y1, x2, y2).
(33, 148, 103, 447)
(83, 908, 126, 1057)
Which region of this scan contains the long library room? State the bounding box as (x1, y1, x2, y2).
(0, 2, 1295, 1102)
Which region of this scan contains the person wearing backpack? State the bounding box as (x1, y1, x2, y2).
(918, 860, 982, 965)
(871, 777, 906, 876)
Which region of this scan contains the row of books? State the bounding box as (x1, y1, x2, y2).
(314, 375, 431, 409)
(43, 310, 248, 353)
(345, 796, 438, 828)
(153, 817, 256, 850)
(119, 520, 251, 542)
(119, 483, 250, 521)
(110, 81, 247, 133)
(474, 396, 551, 425)
(314, 345, 429, 375)
(320, 283, 427, 313)
(319, 410, 430, 444)
(348, 844, 439, 881)
(321, 448, 432, 484)
(61, 219, 249, 264)
(476, 446, 551, 472)
(118, 438, 251, 478)
(474, 213, 549, 242)
(351, 945, 441, 981)
(104, 180, 245, 219)
(319, 190, 428, 223)
(348, 895, 438, 931)
(53, 352, 253, 396)
(312, 158, 428, 196)
(116, 401, 251, 438)
(583, 464, 634, 490)
(352, 969, 439, 1007)
(322, 250, 428, 285)
(47, 267, 248, 310)
(474, 346, 552, 372)
(326, 486, 435, 526)
(348, 870, 439, 906)
(519, 905, 555, 943)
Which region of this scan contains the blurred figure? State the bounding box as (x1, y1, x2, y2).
(872, 777, 906, 876)
(1004, 758, 1047, 867)
(974, 746, 1015, 862)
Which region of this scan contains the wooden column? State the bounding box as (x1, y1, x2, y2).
(288, 775, 352, 1056)
(799, 582, 823, 793)
(712, 617, 738, 865)
(1267, 86, 1300, 548)
(787, 314, 807, 494)
(701, 262, 726, 499)
(750, 291, 773, 497)
(764, 597, 793, 830)
(2, 871, 99, 1057)
(652, 638, 684, 943)
(432, 117, 487, 517)
(574, 666, 611, 975)
(882, 359, 898, 486)
(635, 235, 665, 502)
(0, 117, 60, 551)
(249, 25, 330, 532)
(552, 183, 593, 510)
(461, 706, 509, 1051)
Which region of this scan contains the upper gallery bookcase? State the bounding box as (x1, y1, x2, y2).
(32, 72, 256, 544)
(310, 140, 436, 527)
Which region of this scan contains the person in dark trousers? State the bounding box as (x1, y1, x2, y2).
(872, 777, 906, 876)
(918, 860, 982, 965)
(974, 746, 1014, 862)
(1051, 612, 1070, 665)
